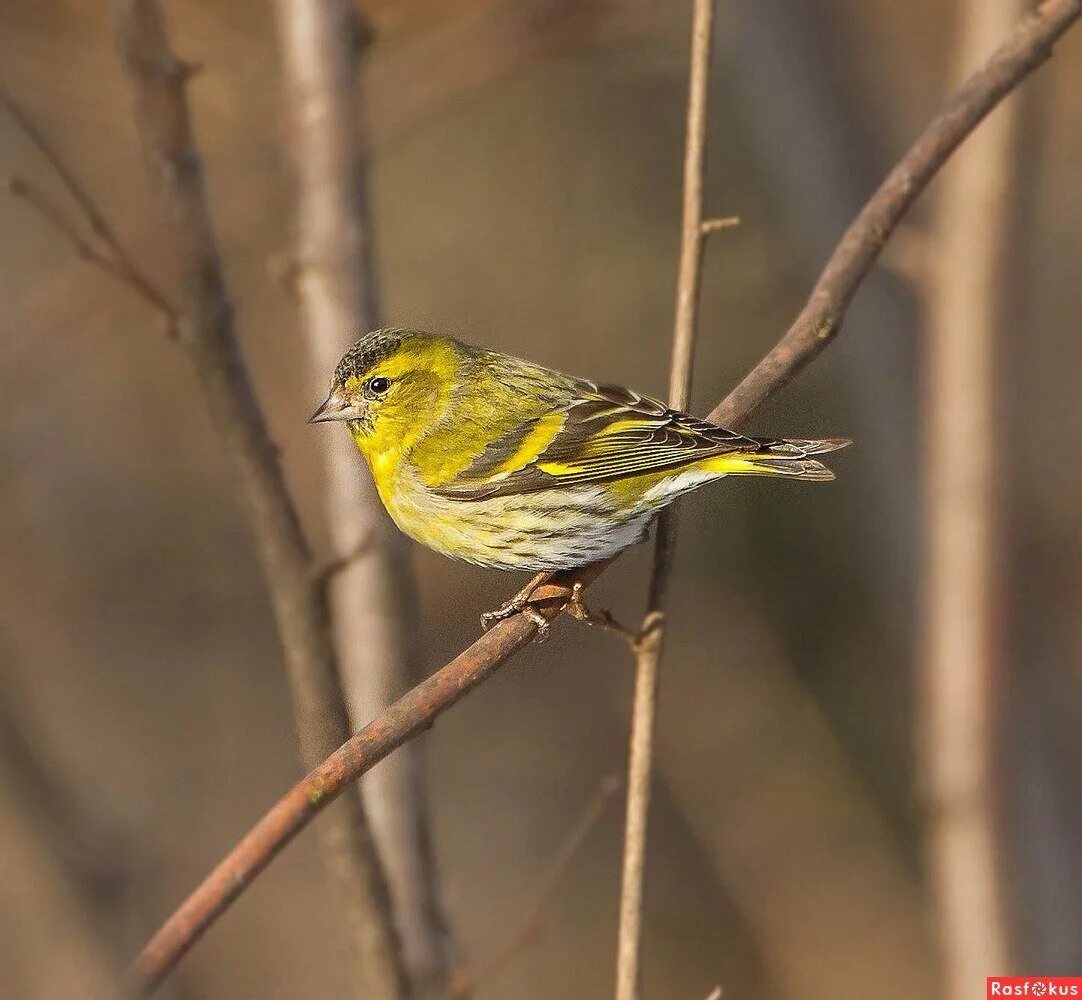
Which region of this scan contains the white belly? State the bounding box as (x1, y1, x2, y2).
(383, 478, 652, 572)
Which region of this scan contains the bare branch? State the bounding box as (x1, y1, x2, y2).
(920, 0, 1024, 992)
(8, 175, 113, 268)
(449, 774, 621, 997)
(616, 1, 717, 997)
(6, 173, 179, 333)
(272, 0, 453, 993)
(106, 0, 404, 995)
(700, 215, 740, 235)
(1, 87, 128, 247)
(1, 87, 178, 327)
(130, 568, 601, 990)
(129, 0, 1082, 989)
(706, 0, 1082, 428)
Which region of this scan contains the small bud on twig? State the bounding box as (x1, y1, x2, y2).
(700, 215, 740, 235)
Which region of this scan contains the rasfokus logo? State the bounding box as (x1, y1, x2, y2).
(987, 978, 1082, 998)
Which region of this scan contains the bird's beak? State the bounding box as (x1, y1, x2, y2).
(309, 389, 366, 424)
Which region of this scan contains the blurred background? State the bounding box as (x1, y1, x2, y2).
(1, 1, 1080, 997)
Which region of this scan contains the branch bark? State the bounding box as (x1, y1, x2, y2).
(130, 0, 1082, 990)
(615, 2, 717, 998)
(108, 2, 405, 996)
(706, 0, 1080, 429)
(920, 0, 1024, 991)
(272, 2, 452, 996)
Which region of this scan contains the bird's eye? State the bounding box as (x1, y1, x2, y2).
(367, 376, 391, 395)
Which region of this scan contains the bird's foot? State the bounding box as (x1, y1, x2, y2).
(480, 572, 552, 643)
(565, 582, 638, 648)
(481, 576, 637, 647)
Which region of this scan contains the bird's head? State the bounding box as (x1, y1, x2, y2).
(310, 329, 466, 453)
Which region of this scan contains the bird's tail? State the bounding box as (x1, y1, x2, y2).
(704, 437, 850, 482)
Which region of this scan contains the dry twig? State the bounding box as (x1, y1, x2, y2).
(700, 216, 740, 235)
(615, 1, 719, 997)
(0, 89, 178, 326)
(706, 0, 1081, 428)
(920, 0, 1024, 992)
(129, 0, 1082, 990)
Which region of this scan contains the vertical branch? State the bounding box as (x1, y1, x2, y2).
(920, 0, 1022, 992)
(272, 2, 452, 996)
(107, 2, 405, 995)
(614, 2, 716, 998)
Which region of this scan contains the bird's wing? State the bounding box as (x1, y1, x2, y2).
(433, 380, 764, 500)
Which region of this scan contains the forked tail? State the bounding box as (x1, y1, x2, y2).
(705, 437, 851, 482)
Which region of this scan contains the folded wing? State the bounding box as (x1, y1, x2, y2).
(434, 380, 771, 500)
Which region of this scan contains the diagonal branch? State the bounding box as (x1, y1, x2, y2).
(615, 2, 718, 998)
(706, 0, 1081, 428)
(106, 0, 405, 995)
(129, 0, 1082, 990)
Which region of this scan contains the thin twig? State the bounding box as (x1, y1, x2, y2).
(920, 0, 1023, 992)
(8, 175, 118, 270)
(1, 87, 178, 327)
(615, 1, 717, 998)
(706, 0, 1081, 428)
(128, 0, 1082, 989)
(700, 215, 740, 235)
(6, 173, 179, 333)
(272, 1, 452, 992)
(107, 0, 405, 995)
(450, 774, 622, 997)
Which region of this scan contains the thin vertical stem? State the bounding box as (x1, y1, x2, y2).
(614, 2, 716, 998)
(273, 1, 452, 995)
(668, 0, 714, 414)
(921, 0, 1021, 992)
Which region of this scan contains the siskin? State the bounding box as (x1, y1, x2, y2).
(311, 328, 848, 630)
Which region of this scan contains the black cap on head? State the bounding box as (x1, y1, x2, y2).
(333, 329, 405, 385)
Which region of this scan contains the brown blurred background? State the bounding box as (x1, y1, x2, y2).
(1, 1, 1080, 997)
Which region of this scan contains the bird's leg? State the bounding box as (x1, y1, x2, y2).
(481, 572, 552, 641)
(481, 575, 638, 647)
(566, 582, 638, 648)
(521, 605, 552, 643)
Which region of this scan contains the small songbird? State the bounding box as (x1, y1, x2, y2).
(311, 328, 848, 631)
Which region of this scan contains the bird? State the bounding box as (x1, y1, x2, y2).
(311, 328, 848, 637)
